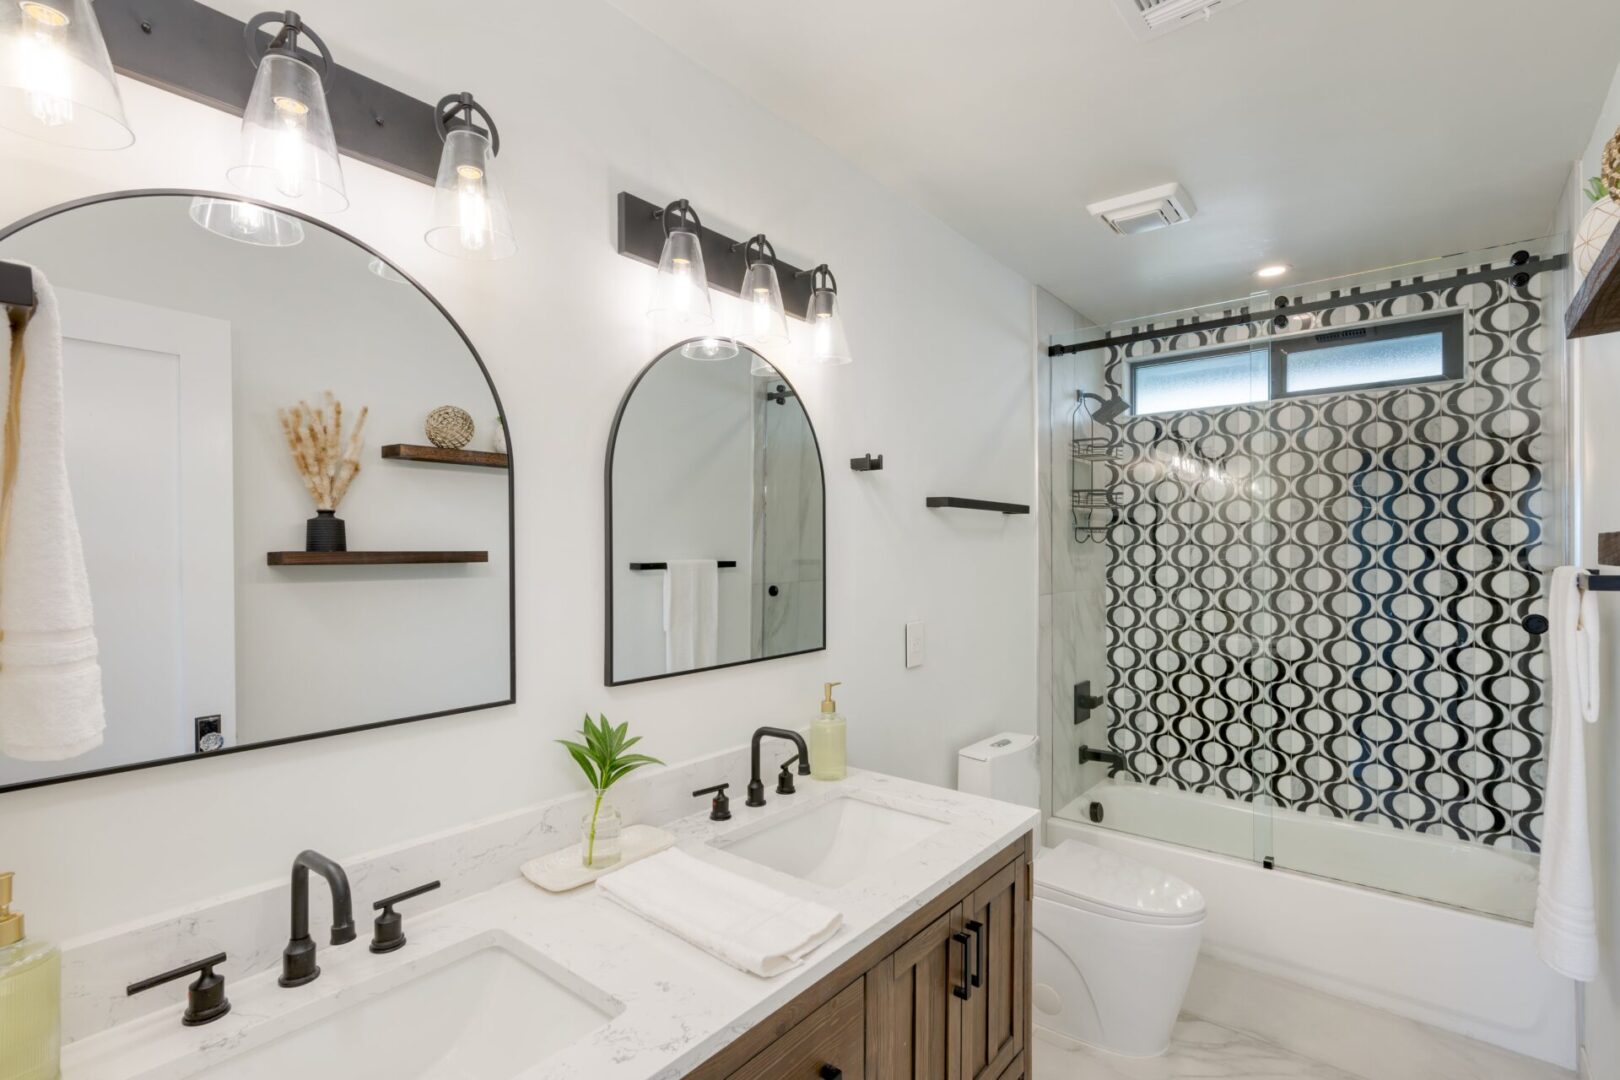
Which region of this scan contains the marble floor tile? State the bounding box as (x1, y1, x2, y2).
(1032, 1021, 1365, 1080)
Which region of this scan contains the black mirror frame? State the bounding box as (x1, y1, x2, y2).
(0, 189, 516, 795)
(604, 340, 826, 686)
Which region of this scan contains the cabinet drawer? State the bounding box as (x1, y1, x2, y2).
(728, 977, 865, 1080)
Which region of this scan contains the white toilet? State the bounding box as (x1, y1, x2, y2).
(957, 733, 1205, 1057)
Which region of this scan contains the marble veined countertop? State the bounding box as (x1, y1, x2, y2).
(62, 769, 1038, 1080)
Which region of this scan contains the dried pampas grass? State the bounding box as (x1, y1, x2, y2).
(278, 392, 369, 511)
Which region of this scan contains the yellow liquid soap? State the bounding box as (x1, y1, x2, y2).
(0, 872, 61, 1080)
(810, 681, 847, 781)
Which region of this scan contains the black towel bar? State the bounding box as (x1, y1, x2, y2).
(926, 497, 1030, 515)
(629, 561, 738, 571)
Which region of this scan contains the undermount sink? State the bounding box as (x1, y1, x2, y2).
(713, 795, 948, 887)
(183, 937, 615, 1080)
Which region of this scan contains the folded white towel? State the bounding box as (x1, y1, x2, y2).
(663, 559, 718, 672)
(596, 848, 842, 977)
(0, 268, 106, 761)
(1534, 566, 1600, 981)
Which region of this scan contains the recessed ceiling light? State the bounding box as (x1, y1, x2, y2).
(1256, 264, 1291, 279)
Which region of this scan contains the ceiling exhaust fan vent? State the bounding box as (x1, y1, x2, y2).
(1114, 0, 1251, 40)
(1086, 183, 1197, 236)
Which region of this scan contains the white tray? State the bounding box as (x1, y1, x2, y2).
(520, 825, 677, 892)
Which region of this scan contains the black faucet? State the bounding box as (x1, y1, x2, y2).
(747, 727, 811, 807)
(279, 850, 356, 988)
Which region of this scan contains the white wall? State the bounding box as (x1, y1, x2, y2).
(1572, 55, 1620, 1080)
(0, 0, 1035, 944)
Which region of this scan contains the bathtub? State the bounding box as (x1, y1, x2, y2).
(1050, 782, 1577, 1068)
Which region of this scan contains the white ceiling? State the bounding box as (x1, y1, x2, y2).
(600, 0, 1620, 323)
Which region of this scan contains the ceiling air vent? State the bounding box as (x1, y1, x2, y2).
(1086, 183, 1197, 236)
(1113, 0, 1251, 40)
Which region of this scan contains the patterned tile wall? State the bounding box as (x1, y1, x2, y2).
(1097, 268, 1554, 852)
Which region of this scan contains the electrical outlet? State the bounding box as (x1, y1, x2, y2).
(905, 621, 926, 668)
(194, 715, 223, 753)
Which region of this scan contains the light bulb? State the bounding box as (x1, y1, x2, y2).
(271, 94, 310, 198)
(455, 163, 489, 252)
(18, 2, 72, 127)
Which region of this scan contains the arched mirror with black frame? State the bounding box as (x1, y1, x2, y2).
(606, 340, 825, 685)
(0, 191, 515, 793)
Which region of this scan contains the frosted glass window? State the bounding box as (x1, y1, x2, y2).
(1131, 349, 1267, 415)
(1276, 314, 1463, 398)
(1284, 333, 1444, 393)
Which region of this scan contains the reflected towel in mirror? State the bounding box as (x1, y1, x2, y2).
(0, 266, 105, 761)
(663, 559, 718, 673)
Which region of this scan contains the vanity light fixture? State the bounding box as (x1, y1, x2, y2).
(228, 11, 346, 213)
(730, 234, 791, 358)
(0, 0, 132, 148)
(1256, 263, 1291, 279)
(799, 264, 853, 366)
(426, 92, 515, 260)
(366, 256, 410, 284)
(648, 199, 738, 362)
(188, 196, 305, 247)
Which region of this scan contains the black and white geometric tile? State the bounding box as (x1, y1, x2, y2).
(1098, 267, 1553, 852)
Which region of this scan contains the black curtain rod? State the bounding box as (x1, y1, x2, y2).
(1048, 252, 1567, 358)
(0, 260, 35, 313)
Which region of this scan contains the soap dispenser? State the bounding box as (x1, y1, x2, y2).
(0, 872, 61, 1080)
(810, 681, 847, 781)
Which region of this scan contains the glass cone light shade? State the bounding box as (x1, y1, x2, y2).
(426, 95, 515, 260)
(188, 196, 305, 247)
(804, 266, 853, 366)
(366, 256, 410, 284)
(0, 0, 133, 148)
(228, 49, 346, 212)
(647, 202, 738, 362)
(732, 260, 790, 351)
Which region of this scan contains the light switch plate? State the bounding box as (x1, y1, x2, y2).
(905, 621, 926, 668)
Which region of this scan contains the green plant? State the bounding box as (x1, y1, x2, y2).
(558, 714, 662, 865)
(1588, 176, 1611, 203)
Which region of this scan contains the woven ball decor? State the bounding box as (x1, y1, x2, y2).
(1606, 126, 1620, 202)
(425, 405, 475, 449)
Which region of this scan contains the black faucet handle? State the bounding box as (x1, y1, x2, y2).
(777, 755, 800, 795)
(693, 783, 732, 821)
(370, 880, 441, 954)
(127, 952, 231, 1026)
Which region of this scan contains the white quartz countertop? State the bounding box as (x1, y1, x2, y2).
(63, 769, 1038, 1080)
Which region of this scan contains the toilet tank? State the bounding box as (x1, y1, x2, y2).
(957, 733, 1040, 809)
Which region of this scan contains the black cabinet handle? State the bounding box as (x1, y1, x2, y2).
(965, 919, 984, 988)
(819, 1067, 843, 1080)
(952, 931, 972, 1000)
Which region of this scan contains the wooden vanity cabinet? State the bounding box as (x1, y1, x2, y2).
(688, 833, 1033, 1080)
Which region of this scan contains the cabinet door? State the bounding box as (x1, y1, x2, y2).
(866, 910, 965, 1080)
(961, 858, 1028, 1080)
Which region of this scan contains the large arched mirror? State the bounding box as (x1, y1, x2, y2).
(0, 192, 513, 792)
(606, 342, 824, 684)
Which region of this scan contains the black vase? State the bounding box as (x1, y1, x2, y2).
(305, 510, 347, 552)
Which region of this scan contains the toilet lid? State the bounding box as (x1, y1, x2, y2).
(1036, 840, 1205, 924)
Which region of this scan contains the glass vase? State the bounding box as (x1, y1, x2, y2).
(581, 790, 622, 869)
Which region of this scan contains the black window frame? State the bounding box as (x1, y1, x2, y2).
(1126, 313, 1467, 415)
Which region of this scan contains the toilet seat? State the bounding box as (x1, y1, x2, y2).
(1036, 840, 1204, 926)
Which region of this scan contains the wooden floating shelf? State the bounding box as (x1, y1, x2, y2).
(926, 496, 1030, 515)
(267, 551, 489, 566)
(381, 444, 509, 469)
(1568, 220, 1620, 339)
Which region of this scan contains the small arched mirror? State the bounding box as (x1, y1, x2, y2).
(607, 342, 825, 684)
(0, 192, 513, 792)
